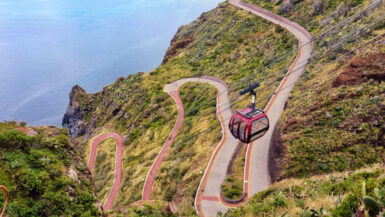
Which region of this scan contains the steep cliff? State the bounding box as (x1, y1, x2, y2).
(62, 85, 88, 137)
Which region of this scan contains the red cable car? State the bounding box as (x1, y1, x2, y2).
(229, 83, 269, 143)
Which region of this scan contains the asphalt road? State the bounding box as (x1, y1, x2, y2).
(88, 132, 123, 211)
(142, 90, 185, 201)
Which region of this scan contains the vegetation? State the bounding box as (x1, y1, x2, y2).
(268, 0, 385, 179)
(278, 45, 385, 178)
(151, 83, 220, 216)
(225, 165, 385, 217)
(0, 122, 99, 217)
(108, 201, 176, 217)
(92, 138, 116, 202)
(244, 0, 375, 35)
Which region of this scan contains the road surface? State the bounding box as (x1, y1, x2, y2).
(88, 132, 123, 211)
(142, 90, 185, 201)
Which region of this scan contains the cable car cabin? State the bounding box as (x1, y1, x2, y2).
(229, 106, 269, 143)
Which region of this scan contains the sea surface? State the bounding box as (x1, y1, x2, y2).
(0, 0, 223, 126)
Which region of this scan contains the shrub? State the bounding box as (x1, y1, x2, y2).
(332, 194, 358, 217)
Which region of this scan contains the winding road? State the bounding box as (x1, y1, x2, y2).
(0, 185, 8, 217)
(142, 90, 185, 201)
(88, 132, 123, 211)
(195, 1, 312, 216)
(90, 0, 312, 215)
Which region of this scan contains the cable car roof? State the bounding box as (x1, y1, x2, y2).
(236, 106, 266, 120)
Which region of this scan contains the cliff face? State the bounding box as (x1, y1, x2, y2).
(62, 73, 150, 139)
(62, 85, 88, 137)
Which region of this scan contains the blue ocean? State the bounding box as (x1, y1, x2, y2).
(0, 0, 223, 126)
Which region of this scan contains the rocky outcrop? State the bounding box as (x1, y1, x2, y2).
(62, 85, 87, 137)
(333, 52, 385, 87)
(162, 25, 194, 64)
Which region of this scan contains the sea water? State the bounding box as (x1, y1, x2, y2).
(0, 0, 223, 126)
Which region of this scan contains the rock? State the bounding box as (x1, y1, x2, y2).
(17, 126, 37, 136)
(62, 85, 87, 137)
(350, 56, 365, 68)
(67, 167, 79, 181)
(313, 0, 323, 13)
(123, 135, 129, 144)
(280, 1, 294, 14)
(230, 52, 238, 60)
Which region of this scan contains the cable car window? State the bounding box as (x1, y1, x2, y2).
(231, 117, 241, 138)
(250, 116, 268, 141)
(239, 121, 247, 141)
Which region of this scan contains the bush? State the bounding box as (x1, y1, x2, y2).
(332, 194, 358, 217)
(0, 129, 35, 150)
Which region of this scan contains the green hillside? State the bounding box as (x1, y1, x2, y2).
(1, 0, 381, 216)
(225, 165, 385, 216)
(0, 122, 99, 217)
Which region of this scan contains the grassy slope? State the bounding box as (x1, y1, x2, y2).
(227, 42, 385, 217)
(226, 0, 385, 215)
(241, 0, 385, 178)
(225, 165, 385, 216)
(150, 83, 220, 216)
(71, 1, 298, 210)
(0, 122, 99, 217)
(93, 138, 116, 202)
(278, 40, 385, 178)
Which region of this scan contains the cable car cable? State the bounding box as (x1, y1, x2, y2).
(180, 2, 383, 118)
(110, 3, 385, 179)
(166, 31, 385, 149)
(114, 32, 384, 180)
(183, 15, 385, 127)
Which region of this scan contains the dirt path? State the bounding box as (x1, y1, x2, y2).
(88, 132, 123, 211)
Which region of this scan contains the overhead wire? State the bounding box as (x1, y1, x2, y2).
(98, 31, 385, 181)
(180, 0, 382, 118)
(168, 14, 385, 141)
(113, 35, 385, 183)
(112, 0, 385, 179)
(164, 16, 385, 150)
(168, 33, 385, 151)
